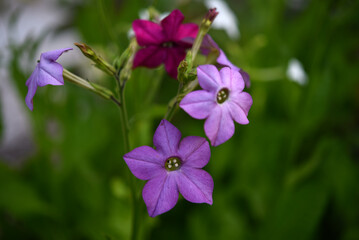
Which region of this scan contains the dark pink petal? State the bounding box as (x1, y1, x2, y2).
(219, 67, 244, 92)
(164, 47, 186, 79)
(177, 167, 213, 204)
(204, 105, 235, 146)
(178, 136, 210, 168)
(176, 23, 198, 40)
(197, 65, 221, 92)
(231, 92, 253, 116)
(153, 120, 182, 157)
(179, 90, 216, 119)
(143, 172, 178, 217)
(161, 9, 184, 41)
(40, 48, 73, 63)
(132, 19, 166, 46)
(133, 46, 166, 69)
(123, 146, 165, 180)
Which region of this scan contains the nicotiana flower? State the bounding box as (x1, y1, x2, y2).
(180, 65, 253, 146)
(201, 35, 251, 87)
(132, 9, 198, 79)
(123, 120, 213, 217)
(25, 48, 72, 111)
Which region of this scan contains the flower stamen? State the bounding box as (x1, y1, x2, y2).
(216, 88, 229, 104)
(165, 156, 182, 171)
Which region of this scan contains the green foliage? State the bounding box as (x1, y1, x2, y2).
(1, 0, 359, 239)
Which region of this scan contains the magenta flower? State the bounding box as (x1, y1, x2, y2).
(132, 9, 198, 79)
(25, 48, 72, 111)
(180, 65, 253, 146)
(201, 35, 251, 87)
(123, 120, 213, 217)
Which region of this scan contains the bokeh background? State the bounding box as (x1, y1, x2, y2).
(1, 0, 359, 239)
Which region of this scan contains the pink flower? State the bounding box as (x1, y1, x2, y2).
(180, 65, 253, 146)
(123, 120, 213, 217)
(132, 9, 198, 79)
(25, 48, 72, 111)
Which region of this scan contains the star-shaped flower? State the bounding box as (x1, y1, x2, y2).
(123, 119, 213, 217)
(132, 9, 198, 79)
(25, 48, 72, 111)
(180, 65, 253, 146)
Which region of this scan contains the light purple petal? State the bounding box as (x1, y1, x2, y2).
(219, 67, 244, 92)
(143, 172, 179, 217)
(40, 48, 72, 63)
(123, 146, 165, 180)
(178, 136, 210, 168)
(239, 69, 250, 88)
(164, 47, 186, 79)
(133, 46, 166, 69)
(204, 105, 235, 146)
(200, 34, 219, 56)
(179, 90, 216, 119)
(176, 23, 198, 40)
(231, 92, 253, 116)
(25, 67, 39, 111)
(177, 167, 213, 204)
(38, 62, 64, 86)
(197, 65, 221, 92)
(228, 100, 249, 125)
(153, 120, 181, 157)
(133, 19, 166, 46)
(161, 9, 184, 41)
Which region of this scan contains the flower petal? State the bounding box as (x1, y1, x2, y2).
(133, 19, 166, 46)
(153, 120, 181, 157)
(25, 67, 39, 111)
(231, 91, 253, 116)
(197, 65, 221, 92)
(178, 136, 211, 168)
(228, 100, 249, 125)
(219, 67, 244, 92)
(176, 23, 198, 40)
(40, 48, 73, 63)
(133, 46, 166, 69)
(204, 105, 235, 146)
(179, 90, 216, 119)
(177, 167, 213, 204)
(143, 172, 178, 217)
(123, 146, 165, 180)
(38, 62, 64, 86)
(239, 69, 251, 88)
(161, 9, 184, 41)
(164, 47, 186, 79)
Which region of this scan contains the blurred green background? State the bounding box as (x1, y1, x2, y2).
(1, 0, 359, 239)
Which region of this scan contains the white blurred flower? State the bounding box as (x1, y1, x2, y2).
(286, 58, 308, 85)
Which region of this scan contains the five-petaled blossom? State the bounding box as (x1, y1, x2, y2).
(123, 120, 213, 217)
(180, 65, 253, 146)
(25, 48, 72, 111)
(132, 9, 198, 79)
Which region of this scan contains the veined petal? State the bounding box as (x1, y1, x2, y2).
(179, 90, 215, 119)
(133, 19, 166, 46)
(204, 105, 235, 146)
(231, 92, 253, 116)
(228, 100, 249, 125)
(123, 146, 165, 180)
(176, 23, 198, 40)
(164, 47, 186, 79)
(161, 9, 184, 41)
(219, 67, 244, 92)
(177, 167, 213, 204)
(38, 62, 64, 86)
(133, 46, 166, 69)
(143, 172, 178, 217)
(40, 48, 73, 63)
(153, 120, 181, 157)
(178, 136, 210, 168)
(197, 65, 221, 92)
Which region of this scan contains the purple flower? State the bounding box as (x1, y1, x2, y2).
(25, 48, 72, 111)
(132, 9, 198, 79)
(180, 65, 253, 146)
(123, 120, 213, 217)
(201, 35, 251, 88)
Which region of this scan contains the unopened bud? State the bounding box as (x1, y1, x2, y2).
(203, 8, 219, 27)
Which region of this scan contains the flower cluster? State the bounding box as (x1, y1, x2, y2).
(25, 8, 252, 218)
